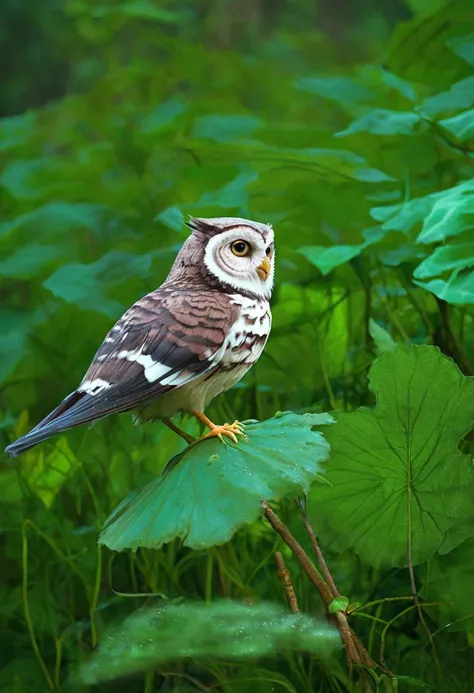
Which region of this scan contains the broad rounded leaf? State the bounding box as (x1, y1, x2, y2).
(309, 345, 474, 568)
(99, 412, 333, 551)
(76, 600, 339, 684)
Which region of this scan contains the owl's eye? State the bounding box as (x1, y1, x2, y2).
(265, 244, 273, 256)
(231, 240, 251, 257)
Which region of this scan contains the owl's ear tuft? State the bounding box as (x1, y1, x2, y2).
(185, 216, 219, 237)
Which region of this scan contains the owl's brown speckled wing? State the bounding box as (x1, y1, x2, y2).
(5, 289, 239, 456)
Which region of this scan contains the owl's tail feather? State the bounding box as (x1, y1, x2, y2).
(4, 391, 88, 457)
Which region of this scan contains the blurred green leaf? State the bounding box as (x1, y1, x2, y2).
(77, 601, 339, 684)
(100, 412, 333, 551)
(446, 32, 474, 66)
(298, 245, 363, 275)
(298, 228, 384, 275)
(371, 196, 434, 233)
(138, 97, 186, 134)
(0, 202, 102, 240)
(20, 438, 77, 508)
(0, 309, 44, 384)
(155, 205, 185, 231)
(419, 76, 474, 117)
(310, 345, 474, 568)
(43, 251, 155, 317)
(438, 109, 474, 142)
(0, 244, 62, 279)
(295, 76, 375, 108)
(336, 109, 423, 137)
(192, 115, 261, 143)
(0, 112, 36, 152)
(369, 319, 397, 356)
(196, 167, 258, 210)
(91, 0, 183, 22)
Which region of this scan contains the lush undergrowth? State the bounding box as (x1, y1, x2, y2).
(1, 1, 474, 691)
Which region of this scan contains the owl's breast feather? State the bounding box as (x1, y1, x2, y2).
(138, 296, 271, 421)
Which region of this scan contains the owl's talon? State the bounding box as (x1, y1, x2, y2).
(202, 422, 243, 444)
(192, 411, 245, 445)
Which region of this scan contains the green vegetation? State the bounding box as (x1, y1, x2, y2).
(1, 1, 474, 691)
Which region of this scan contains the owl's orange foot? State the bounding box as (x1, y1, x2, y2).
(192, 410, 245, 444)
(202, 420, 246, 444)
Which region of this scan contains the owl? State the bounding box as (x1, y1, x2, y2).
(5, 216, 275, 456)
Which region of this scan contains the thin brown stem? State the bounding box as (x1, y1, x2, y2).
(275, 551, 299, 613)
(262, 502, 333, 606)
(296, 501, 340, 598)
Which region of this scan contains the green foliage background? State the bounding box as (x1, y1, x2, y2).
(1, 0, 474, 691)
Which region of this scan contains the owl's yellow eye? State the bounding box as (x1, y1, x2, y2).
(231, 240, 251, 257)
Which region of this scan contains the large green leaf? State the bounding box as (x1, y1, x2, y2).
(77, 600, 339, 684)
(309, 346, 474, 568)
(99, 412, 333, 551)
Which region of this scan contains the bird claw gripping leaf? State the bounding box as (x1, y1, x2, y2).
(201, 420, 246, 444)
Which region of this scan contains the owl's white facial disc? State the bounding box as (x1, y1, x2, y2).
(204, 224, 275, 299)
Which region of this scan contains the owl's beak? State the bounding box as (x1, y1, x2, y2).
(257, 257, 271, 281)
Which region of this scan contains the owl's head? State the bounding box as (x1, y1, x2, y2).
(183, 216, 275, 300)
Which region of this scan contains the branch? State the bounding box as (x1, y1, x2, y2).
(296, 500, 340, 598)
(262, 502, 376, 671)
(275, 551, 299, 613)
(262, 502, 333, 606)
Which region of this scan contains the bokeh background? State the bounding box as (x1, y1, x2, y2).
(1, 0, 474, 691)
